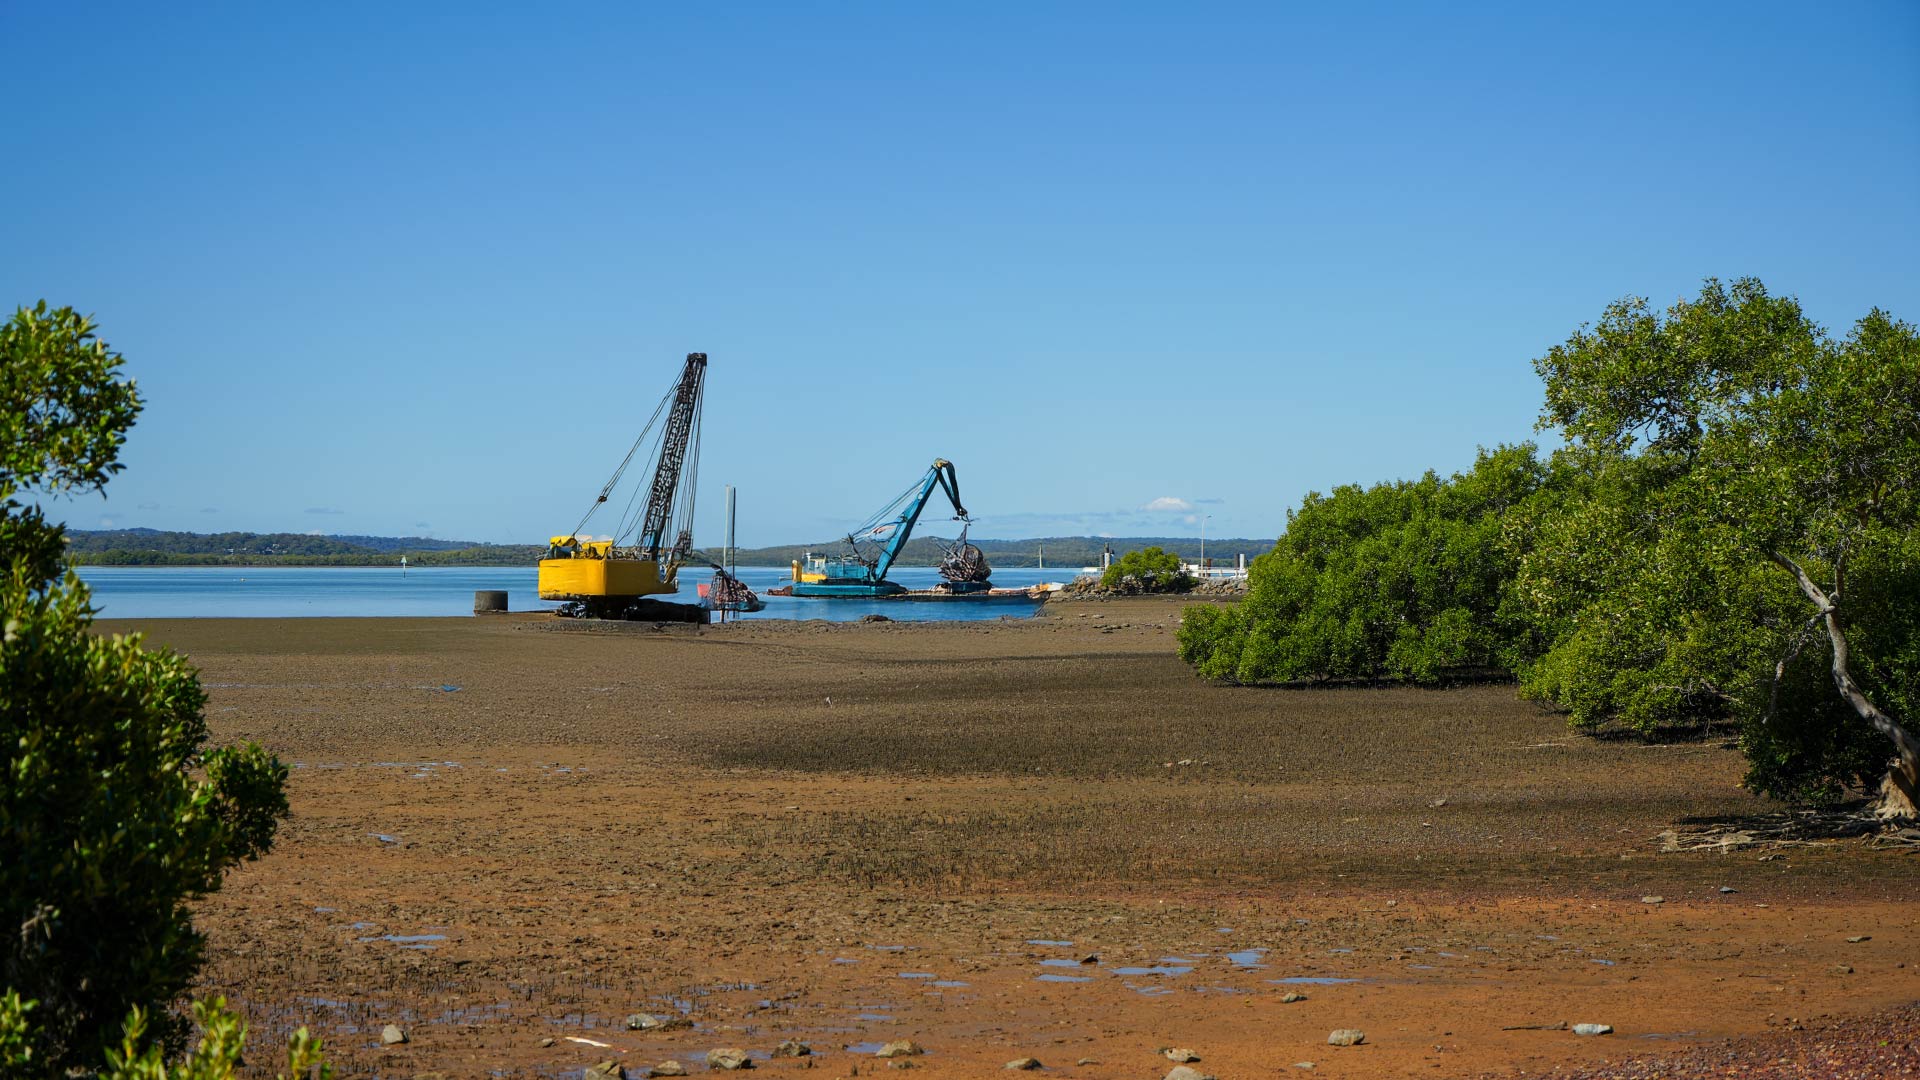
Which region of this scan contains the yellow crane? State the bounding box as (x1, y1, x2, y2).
(537, 352, 708, 620)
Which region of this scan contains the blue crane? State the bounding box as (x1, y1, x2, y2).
(792, 458, 971, 597)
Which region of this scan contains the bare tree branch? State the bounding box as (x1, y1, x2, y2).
(1768, 549, 1920, 816)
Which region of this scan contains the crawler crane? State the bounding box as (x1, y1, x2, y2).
(537, 352, 713, 620)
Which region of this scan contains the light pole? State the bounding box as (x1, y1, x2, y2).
(1200, 515, 1209, 571)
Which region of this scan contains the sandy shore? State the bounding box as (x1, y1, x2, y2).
(109, 597, 1919, 1078)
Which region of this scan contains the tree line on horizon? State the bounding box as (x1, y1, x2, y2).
(1180, 278, 1920, 817)
(63, 530, 1273, 571)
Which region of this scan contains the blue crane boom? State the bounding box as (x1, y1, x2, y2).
(791, 458, 970, 598)
(871, 458, 965, 582)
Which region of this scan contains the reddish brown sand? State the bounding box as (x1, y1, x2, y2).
(116, 597, 1919, 1078)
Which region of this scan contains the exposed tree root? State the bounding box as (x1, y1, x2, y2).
(1656, 808, 1920, 853)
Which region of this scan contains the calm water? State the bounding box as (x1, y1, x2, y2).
(76, 565, 1086, 621)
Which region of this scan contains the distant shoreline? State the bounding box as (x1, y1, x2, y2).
(64, 529, 1271, 571)
(70, 557, 1107, 571)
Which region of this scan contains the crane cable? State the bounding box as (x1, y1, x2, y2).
(568, 378, 675, 542)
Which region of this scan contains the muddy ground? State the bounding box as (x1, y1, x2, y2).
(114, 596, 1919, 1079)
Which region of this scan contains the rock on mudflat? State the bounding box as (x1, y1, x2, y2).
(1005, 1058, 1043, 1070)
(382, 1024, 409, 1045)
(705, 1048, 754, 1070)
(772, 1040, 812, 1058)
(875, 1040, 924, 1059)
(1280, 991, 1308, 1003)
(1641, 895, 1665, 904)
(1572, 1023, 1614, 1036)
(1327, 1029, 1367, 1046)
(584, 1062, 625, 1080)
(650, 1063, 688, 1078)
(630, 1013, 694, 1032)
(1164, 1048, 1201, 1062)
(1164, 1067, 1216, 1080)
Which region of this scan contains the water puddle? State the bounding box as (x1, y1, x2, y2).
(832, 957, 860, 964)
(845, 1042, 888, 1055)
(897, 972, 936, 980)
(1035, 974, 1092, 984)
(356, 933, 447, 950)
(1636, 1031, 1699, 1041)
(1407, 964, 1437, 970)
(931, 981, 967, 988)
(867, 944, 909, 952)
(1128, 984, 1175, 997)
(433, 1001, 512, 1025)
(1590, 959, 1616, 966)
(855, 1013, 892, 1022)
(1027, 939, 1074, 947)
(1039, 958, 1083, 968)
(1226, 948, 1267, 968)
(1270, 977, 1360, 985)
(370, 833, 401, 844)
(1112, 965, 1191, 977)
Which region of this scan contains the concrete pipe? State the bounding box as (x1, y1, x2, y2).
(473, 590, 509, 614)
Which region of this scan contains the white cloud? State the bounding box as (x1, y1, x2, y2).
(1143, 496, 1193, 513)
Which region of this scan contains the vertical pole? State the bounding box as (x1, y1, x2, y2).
(726, 485, 737, 575)
(1200, 515, 1207, 571)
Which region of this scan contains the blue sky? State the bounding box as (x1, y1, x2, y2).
(5, 3, 1916, 546)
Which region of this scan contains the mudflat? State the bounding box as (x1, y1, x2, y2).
(115, 596, 1919, 1078)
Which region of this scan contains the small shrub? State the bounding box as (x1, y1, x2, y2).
(1100, 546, 1194, 593)
(97, 996, 331, 1080)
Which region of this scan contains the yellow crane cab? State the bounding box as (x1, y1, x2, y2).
(537, 538, 680, 602)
